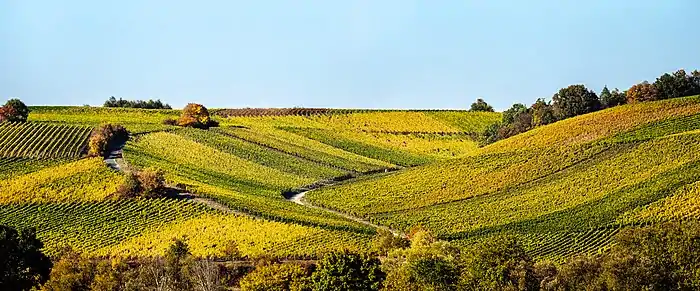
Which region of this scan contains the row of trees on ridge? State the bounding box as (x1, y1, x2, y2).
(472, 68, 700, 144)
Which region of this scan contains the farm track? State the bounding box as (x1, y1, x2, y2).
(107, 135, 405, 236)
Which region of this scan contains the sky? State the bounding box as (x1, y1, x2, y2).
(1, 1, 699, 110)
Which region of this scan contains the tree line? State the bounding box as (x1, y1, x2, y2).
(3, 221, 700, 290)
(470, 68, 700, 144)
(103, 97, 172, 109)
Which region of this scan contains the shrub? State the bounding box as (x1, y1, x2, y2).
(0, 225, 51, 291)
(239, 263, 311, 291)
(115, 167, 167, 199)
(460, 235, 538, 291)
(311, 251, 385, 291)
(87, 124, 128, 157)
(177, 103, 218, 129)
(370, 229, 409, 256)
(382, 228, 460, 291)
(163, 118, 177, 126)
(0, 99, 30, 123)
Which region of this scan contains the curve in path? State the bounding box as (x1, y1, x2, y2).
(288, 190, 405, 237)
(103, 140, 248, 216)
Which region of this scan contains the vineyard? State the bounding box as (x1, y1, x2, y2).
(3, 97, 700, 262)
(0, 122, 91, 158)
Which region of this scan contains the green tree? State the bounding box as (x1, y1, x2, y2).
(0, 225, 51, 291)
(654, 69, 698, 100)
(502, 103, 528, 124)
(531, 98, 556, 126)
(382, 229, 461, 291)
(552, 84, 601, 119)
(311, 251, 385, 291)
(460, 235, 538, 291)
(470, 98, 495, 112)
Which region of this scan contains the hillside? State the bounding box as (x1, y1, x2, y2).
(0, 107, 498, 258)
(305, 95, 700, 260)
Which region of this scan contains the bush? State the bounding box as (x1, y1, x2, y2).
(460, 235, 538, 291)
(370, 229, 409, 256)
(177, 103, 218, 129)
(239, 263, 311, 291)
(0, 225, 51, 291)
(115, 167, 167, 199)
(0, 99, 30, 123)
(311, 251, 385, 291)
(382, 228, 460, 291)
(87, 124, 128, 157)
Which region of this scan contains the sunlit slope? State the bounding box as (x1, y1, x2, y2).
(221, 110, 500, 165)
(306, 95, 700, 258)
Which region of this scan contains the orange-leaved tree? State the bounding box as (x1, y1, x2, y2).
(176, 103, 218, 129)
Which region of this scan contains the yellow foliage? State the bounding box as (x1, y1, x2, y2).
(0, 158, 124, 203)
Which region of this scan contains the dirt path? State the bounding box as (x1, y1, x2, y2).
(106, 137, 404, 236)
(288, 189, 405, 237)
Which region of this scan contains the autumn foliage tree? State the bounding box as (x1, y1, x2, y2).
(626, 81, 658, 103)
(87, 124, 128, 157)
(174, 103, 218, 129)
(0, 99, 30, 123)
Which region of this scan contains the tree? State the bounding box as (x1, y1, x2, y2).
(177, 103, 218, 129)
(0, 99, 30, 122)
(382, 228, 461, 291)
(0, 225, 51, 290)
(626, 81, 658, 103)
(87, 124, 128, 157)
(552, 84, 601, 119)
(460, 235, 538, 291)
(654, 69, 698, 100)
(530, 98, 556, 127)
(239, 263, 310, 291)
(502, 103, 528, 125)
(371, 229, 409, 256)
(311, 251, 385, 291)
(470, 98, 495, 112)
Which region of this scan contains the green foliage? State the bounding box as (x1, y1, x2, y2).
(530, 98, 556, 127)
(460, 235, 538, 291)
(370, 229, 409, 256)
(470, 98, 495, 112)
(239, 263, 311, 291)
(552, 84, 601, 120)
(311, 251, 385, 291)
(104, 96, 172, 109)
(0, 225, 51, 291)
(653, 69, 700, 100)
(383, 229, 461, 291)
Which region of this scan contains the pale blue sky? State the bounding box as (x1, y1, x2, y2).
(1, 1, 699, 110)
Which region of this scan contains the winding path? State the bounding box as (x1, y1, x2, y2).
(288, 190, 404, 237)
(105, 137, 404, 236)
